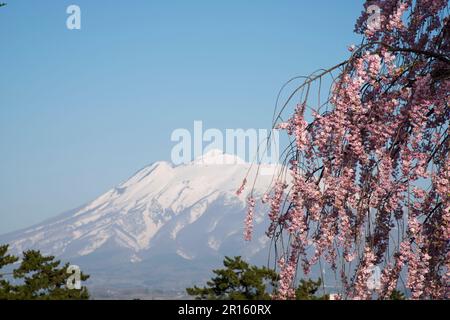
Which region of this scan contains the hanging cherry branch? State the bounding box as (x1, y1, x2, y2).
(240, 0, 449, 300)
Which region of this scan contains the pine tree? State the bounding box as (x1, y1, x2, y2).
(187, 256, 277, 300)
(389, 289, 405, 300)
(295, 278, 328, 300)
(187, 256, 330, 300)
(0, 244, 90, 300)
(0, 245, 18, 299)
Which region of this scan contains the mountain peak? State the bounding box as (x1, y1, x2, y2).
(0, 150, 276, 294)
(202, 148, 225, 158)
(192, 149, 246, 165)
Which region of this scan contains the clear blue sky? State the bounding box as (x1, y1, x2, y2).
(0, 0, 364, 234)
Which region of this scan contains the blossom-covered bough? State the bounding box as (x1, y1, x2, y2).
(240, 0, 449, 300)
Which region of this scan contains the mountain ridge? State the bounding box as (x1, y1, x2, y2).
(0, 150, 281, 294)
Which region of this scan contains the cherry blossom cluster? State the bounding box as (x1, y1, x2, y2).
(244, 196, 255, 241)
(242, 0, 449, 299)
(273, 257, 296, 300)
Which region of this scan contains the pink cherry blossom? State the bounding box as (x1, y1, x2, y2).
(242, 0, 449, 300)
(244, 196, 255, 241)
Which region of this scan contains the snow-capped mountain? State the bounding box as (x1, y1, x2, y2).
(0, 149, 280, 295)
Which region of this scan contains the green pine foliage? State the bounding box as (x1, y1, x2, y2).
(0, 244, 90, 300)
(187, 256, 278, 300)
(295, 278, 329, 300)
(389, 289, 406, 300)
(0, 245, 18, 299)
(187, 256, 329, 300)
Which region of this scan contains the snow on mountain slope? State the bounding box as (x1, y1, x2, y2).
(0, 150, 281, 291)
